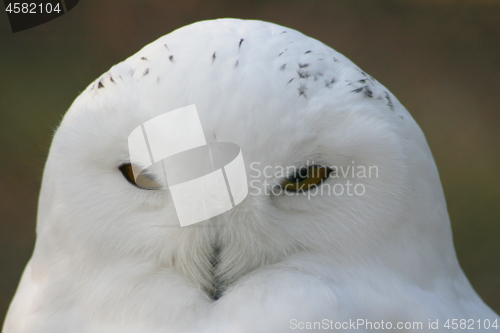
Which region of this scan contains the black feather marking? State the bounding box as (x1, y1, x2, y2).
(280, 30, 287, 35)
(280, 63, 286, 70)
(298, 63, 309, 68)
(385, 92, 394, 110)
(287, 78, 294, 84)
(305, 50, 312, 54)
(351, 86, 373, 98)
(98, 81, 104, 89)
(169, 55, 174, 62)
(298, 83, 308, 98)
(143, 68, 149, 76)
(212, 52, 216, 62)
(325, 78, 336, 88)
(313, 73, 323, 81)
(209, 238, 223, 301)
(109, 76, 114, 83)
(164, 44, 169, 50)
(297, 70, 310, 79)
(239, 39, 244, 49)
(364, 88, 373, 98)
(333, 57, 339, 62)
(235, 60, 239, 68)
(141, 57, 148, 61)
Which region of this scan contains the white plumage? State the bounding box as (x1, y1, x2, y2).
(3, 19, 498, 332)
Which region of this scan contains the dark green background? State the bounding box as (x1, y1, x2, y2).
(1, 0, 499, 325)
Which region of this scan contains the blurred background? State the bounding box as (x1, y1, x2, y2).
(0, 0, 499, 324)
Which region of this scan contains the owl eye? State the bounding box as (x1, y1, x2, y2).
(119, 163, 164, 190)
(280, 165, 333, 193)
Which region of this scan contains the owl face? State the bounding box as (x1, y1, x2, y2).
(43, 19, 447, 300)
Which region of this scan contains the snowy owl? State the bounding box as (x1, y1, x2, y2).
(3, 19, 498, 333)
